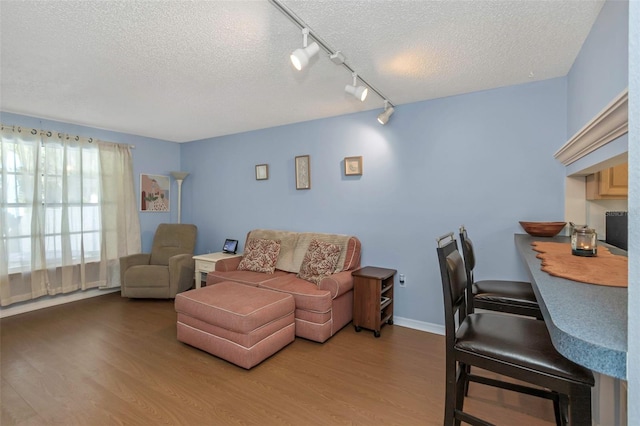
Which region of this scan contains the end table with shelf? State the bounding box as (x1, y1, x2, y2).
(193, 252, 242, 289)
(352, 266, 396, 337)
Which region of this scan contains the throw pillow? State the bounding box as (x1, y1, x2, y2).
(237, 238, 281, 274)
(297, 239, 341, 285)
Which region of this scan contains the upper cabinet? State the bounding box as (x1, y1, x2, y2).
(586, 163, 628, 200)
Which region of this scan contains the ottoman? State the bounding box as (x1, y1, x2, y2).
(175, 281, 295, 369)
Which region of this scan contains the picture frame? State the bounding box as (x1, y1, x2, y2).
(295, 155, 311, 190)
(344, 156, 363, 176)
(140, 173, 170, 212)
(255, 164, 269, 180)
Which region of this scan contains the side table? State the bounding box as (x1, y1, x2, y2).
(193, 252, 242, 289)
(352, 266, 396, 337)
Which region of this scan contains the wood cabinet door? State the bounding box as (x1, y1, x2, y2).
(586, 163, 628, 200)
(599, 163, 628, 197)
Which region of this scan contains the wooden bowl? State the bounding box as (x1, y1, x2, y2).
(519, 221, 566, 237)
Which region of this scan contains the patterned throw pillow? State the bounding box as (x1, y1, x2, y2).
(297, 239, 341, 285)
(237, 238, 281, 274)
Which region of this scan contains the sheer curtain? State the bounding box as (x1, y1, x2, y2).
(0, 124, 140, 306)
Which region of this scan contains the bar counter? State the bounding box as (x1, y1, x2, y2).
(515, 233, 627, 380)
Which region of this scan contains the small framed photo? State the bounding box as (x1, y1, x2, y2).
(255, 164, 269, 180)
(344, 156, 363, 176)
(295, 155, 311, 190)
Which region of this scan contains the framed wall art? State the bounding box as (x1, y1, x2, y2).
(344, 156, 363, 176)
(256, 164, 269, 180)
(295, 155, 311, 190)
(140, 174, 170, 212)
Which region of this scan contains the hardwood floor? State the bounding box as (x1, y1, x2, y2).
(1, 293, 557, 425)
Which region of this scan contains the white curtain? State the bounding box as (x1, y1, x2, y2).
(0, 124, 140, 306)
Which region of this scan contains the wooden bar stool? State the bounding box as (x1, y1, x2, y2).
(436, 232, 594, 426)
(459, 225, 542, 319)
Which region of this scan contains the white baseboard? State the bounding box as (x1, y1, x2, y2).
(0, 287, 120, 318)
(392, 316, 445, 335)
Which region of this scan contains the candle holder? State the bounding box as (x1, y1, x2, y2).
(571, 226, 597, 257)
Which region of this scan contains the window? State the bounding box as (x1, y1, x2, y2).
(4, 138, 102, 271)
(1, 125, 141, 306)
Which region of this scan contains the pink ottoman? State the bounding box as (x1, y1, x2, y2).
(175, 281, 295, 369)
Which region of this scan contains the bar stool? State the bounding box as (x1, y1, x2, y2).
(459, 225, 542, 319)
(436, 232, 594, 426)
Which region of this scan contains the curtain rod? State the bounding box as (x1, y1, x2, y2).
(1, 123, 135, 149)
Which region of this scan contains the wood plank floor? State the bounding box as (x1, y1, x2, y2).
(1, 292, 557, 425)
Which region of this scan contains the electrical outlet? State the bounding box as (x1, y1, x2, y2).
(399, 273, 406, 287)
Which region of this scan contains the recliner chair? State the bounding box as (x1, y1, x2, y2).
(120, 223, 197, 298)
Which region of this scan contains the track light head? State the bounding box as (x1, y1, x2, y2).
(291, 28, 319, 71)
(377, 101, 394, 125)
(345, 84, 368, 101)
(291, 42, 319, 70)
(345, 73, 368, 101)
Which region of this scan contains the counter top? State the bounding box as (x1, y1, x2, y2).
(515, 233, 627, 380)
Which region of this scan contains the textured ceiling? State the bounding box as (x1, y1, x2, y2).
(1, 0, 605, 142)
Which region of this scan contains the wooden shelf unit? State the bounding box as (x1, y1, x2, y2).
(352, 266, 397, 338)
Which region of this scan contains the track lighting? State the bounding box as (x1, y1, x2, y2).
(270, 0, 396, 122)
(290, 28, 319, 71)
(377, 100, 394, 125)
(345, 73, 368, 102)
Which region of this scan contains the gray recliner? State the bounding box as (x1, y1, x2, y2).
(120, 223, 197, 298)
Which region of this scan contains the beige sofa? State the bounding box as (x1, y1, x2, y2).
(206, 229, 361, 343)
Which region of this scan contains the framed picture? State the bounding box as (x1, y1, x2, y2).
(295, 155, 311, 190)
(344, 156, 363, 176)
(255, 164, 269, 180)
(140, 174, 170, 212)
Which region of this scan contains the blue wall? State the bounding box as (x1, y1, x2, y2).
(0, 112, 181, 253)
(182, 78, 567, 326)
(567, 0, 628, 138)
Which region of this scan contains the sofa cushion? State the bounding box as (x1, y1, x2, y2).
(297, 239, 341, 285)
(207, 269, 291, 287)
(294, 308, 332, 325)
(292, 233, 354, 273)
(247, 229, 299, 272)
(259, 276, 333, 313)
(124, 265, 169, 288)
(238, 238, 281, 274)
